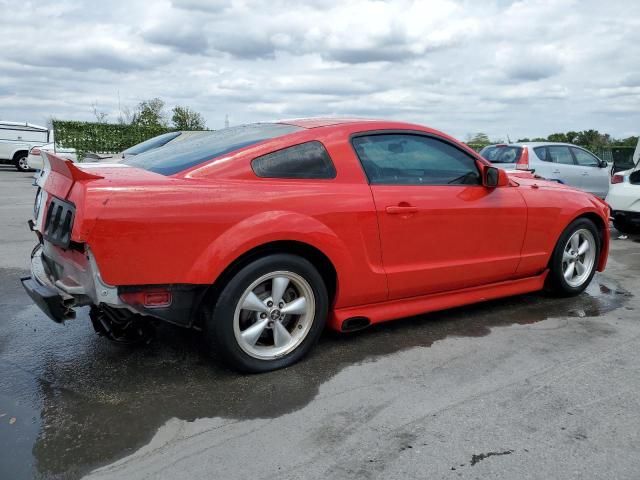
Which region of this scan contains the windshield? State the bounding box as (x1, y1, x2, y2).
(480, 145, 523, 164)
(123, 123, 303, 175)
(122, 131, 182, 156)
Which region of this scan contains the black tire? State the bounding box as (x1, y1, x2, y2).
(547, 218, 600, 296)
(613, 219, 639, 235)
(205, 254, 328, 373)
(14, 153, 31, 172)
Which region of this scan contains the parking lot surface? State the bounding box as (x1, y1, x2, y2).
(1, 165, 639, 479)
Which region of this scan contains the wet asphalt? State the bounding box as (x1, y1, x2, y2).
(1, 165, 639, 479)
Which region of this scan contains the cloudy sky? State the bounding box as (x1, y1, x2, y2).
(1, 0, 639, 140)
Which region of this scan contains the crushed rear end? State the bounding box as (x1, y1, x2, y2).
(21, 152, 206, 342)
(22, 152, 123, 322)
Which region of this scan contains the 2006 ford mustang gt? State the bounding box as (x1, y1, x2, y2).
(22, 118, 610, 372)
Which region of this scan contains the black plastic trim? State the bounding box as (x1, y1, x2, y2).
(21, 276, 76, 323)
(43, 197, 75, 249)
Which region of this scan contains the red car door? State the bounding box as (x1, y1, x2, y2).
(352, 132, 527, 300)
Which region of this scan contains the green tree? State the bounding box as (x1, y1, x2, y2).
(565, 131, 579, 144)
(171, 106, 206, 130)
(132, 98, 167, 128)
(547, 132, 568, 143)
(575, 130, 607, 149)
(613, 136, 639, 147)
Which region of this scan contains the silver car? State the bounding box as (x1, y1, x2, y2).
(480, 142, 610, 198)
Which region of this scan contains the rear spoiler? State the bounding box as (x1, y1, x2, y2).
(37, 151, 103, 198)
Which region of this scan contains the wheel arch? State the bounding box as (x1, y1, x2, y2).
(562, 211, 609, 272)
(12, 149, 28, 161)
(196, 240, 338, 328)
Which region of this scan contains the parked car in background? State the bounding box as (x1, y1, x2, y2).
(26, 143, 77, 170)
(33, 131, 208, 170)
(480, 142, 610, 198)
(22, 118, 610, 373)
(86, 130, 209, 162)
(607, 138, 640, 234)
(0, 121, 49, 171)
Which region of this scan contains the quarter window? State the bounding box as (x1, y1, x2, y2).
(352, 134, 480, 185)
(251, 141, 336, 179)
(571, 147, 600, 167)
(533, 146, 549, 162)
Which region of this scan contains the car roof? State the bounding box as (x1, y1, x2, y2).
(277, 118, 383, 129)
(0, 121, 48, 131)
(491, 142, 583, 148)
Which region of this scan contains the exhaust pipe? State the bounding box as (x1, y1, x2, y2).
(341, 316, 371, 332)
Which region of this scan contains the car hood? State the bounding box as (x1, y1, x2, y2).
(507, 171, 578, 191)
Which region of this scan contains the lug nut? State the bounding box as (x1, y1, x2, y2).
(267, 301, 273, 307)
(260, 313, 267, 319)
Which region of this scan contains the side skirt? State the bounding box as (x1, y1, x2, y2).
(329, 270, 549, 331)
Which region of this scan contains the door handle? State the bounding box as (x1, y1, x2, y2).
(385, 205, 418, 214)
(551, 169, 561, 174)
(581, 172, 589, 176)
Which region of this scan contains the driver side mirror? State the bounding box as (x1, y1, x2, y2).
(598, 160, 608, 169)
(483, 165, 509, 188)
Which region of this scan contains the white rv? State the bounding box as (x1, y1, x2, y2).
(0, 121, 50, 171)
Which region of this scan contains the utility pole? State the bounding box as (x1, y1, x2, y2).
(225, 114, 229, 129)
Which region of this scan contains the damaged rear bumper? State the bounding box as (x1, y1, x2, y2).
(21, 276, 75, 323)
(22, 242, 208, 328)
(21, 246, 76, 323)
(21, 242, 122, 324)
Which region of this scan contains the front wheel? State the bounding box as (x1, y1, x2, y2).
(547, 218, 600, 296)
(206, 254, 328, 373)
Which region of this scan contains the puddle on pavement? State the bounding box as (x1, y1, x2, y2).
(1, 272, 631, 479)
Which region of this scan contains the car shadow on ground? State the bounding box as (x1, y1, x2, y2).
(12, 271, 629, 479)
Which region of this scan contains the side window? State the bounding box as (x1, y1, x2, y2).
(546, 146, 575, 165)
(571, 147, 600, 167)
(352, 134, 480, 185)
(534, 146, 549, 162)
(251, 141, 336, 179)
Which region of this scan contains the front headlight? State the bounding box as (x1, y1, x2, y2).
(34, 187, 43, 219)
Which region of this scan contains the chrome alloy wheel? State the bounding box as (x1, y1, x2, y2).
(233, 271, 315, 360)
(562, 228, 596, 288)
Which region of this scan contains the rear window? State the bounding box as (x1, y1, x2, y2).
(480, 145, 523, 164)
(124, 123, 302, 175)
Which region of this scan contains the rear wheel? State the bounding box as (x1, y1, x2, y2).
(547, 218, 600, 296)
(206, 254, 328, 373)
(14, 153, 31, 172)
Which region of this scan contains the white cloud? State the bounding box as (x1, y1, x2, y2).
(0, 0, 638, 139)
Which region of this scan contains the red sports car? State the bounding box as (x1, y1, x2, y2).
(22, 119, 610, 372)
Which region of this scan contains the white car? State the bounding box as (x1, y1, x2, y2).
(26, 143, 77, 170)
(0, 121, 49, 171)
(606, 139, 640, 234)
(481, 142, 610, 198)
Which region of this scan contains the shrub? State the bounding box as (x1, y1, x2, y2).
(53, 120, 174, 159)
